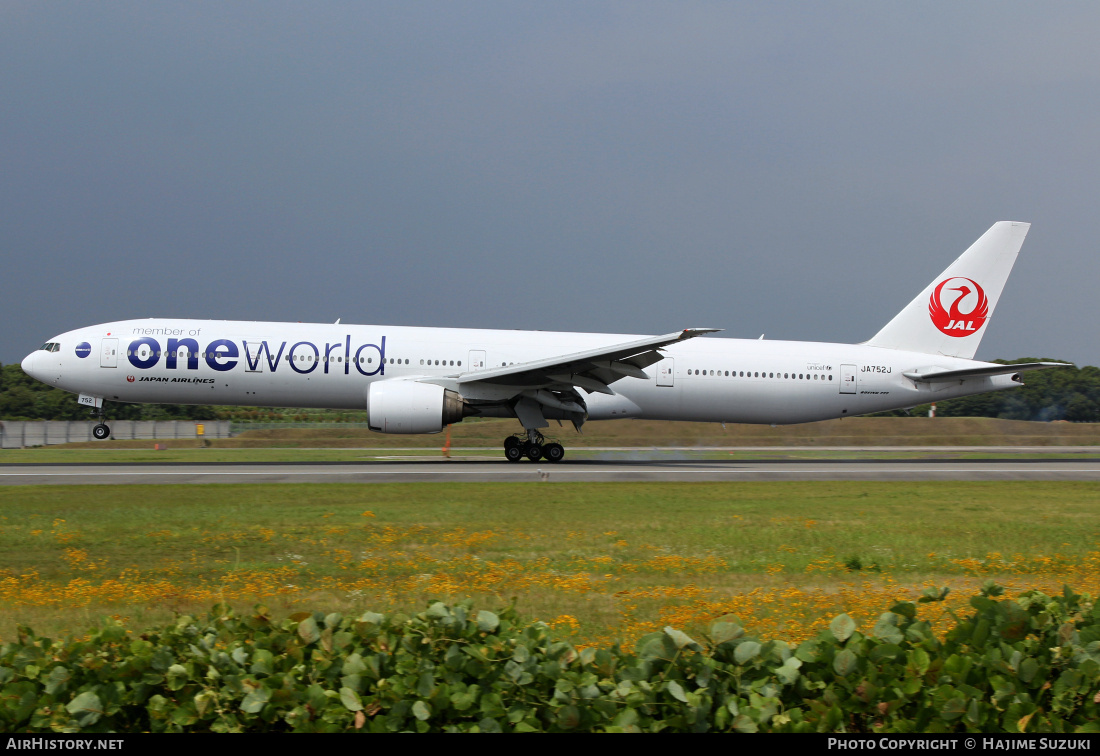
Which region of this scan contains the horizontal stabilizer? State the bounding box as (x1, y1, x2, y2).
(902, 362, 1072, 383)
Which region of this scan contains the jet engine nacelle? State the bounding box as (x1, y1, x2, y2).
(367, 380, 469, 434)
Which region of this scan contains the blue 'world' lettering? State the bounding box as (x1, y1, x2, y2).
(289, 341, 319, 374)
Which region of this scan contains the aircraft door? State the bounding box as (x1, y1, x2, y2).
(242, 339, 264, 372)
(840, 364, 857, 394)
(656, 358, 674, 387)
(100, 339, 118, 368)
(468, 350, 486, 371)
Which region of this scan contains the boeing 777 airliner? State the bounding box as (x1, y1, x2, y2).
(20, 222, 1067, 461)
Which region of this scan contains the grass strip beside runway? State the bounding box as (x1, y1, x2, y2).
(2, 481, 1098, 648)
(5, 447, 1100, 464)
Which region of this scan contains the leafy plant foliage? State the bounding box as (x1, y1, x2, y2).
(3, 586, 1100, 732)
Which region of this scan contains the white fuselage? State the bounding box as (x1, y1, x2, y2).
(23, 318, 1017, 427)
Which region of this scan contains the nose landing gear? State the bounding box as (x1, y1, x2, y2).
(90, 406, 111, 441)
(503, 432, 564, 463)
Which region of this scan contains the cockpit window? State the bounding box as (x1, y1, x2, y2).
(39, 342, 60, 352)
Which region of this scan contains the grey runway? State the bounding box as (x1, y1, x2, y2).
(3, 458, 1100, 485)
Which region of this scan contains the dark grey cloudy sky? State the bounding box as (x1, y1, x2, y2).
(3, 2, 1098, 366)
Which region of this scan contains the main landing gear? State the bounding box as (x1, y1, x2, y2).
(503, 431, 564, 463)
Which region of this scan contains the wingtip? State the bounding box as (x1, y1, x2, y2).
(670, 328, 722, 343)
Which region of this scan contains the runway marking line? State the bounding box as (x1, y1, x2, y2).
(3, 467, 1100, 478)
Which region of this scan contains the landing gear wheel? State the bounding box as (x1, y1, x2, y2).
(504, 436, 522, 451)
(505, 445, 524, 462)
(525, 443, 543, 461)
(544, 443, 565, 463)
(92, 423, 110, 441)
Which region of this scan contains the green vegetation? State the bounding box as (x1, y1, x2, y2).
(3, 481, 1100, 648)
(0, 363, 214, 421)
(3, 481, 1100, 732)
(874, 359, 1098, 422)
(4, 586, 1100, 732)
(5, 446, 1100, 465)
(0, 363, 366, 422)
(6, 415, 1100, 456)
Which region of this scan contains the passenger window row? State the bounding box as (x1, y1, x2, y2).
(419, 359, 462, 367)
(287, 355, 374, 363)
(688, 369, 834, 381)
(124, 349, 379, 365)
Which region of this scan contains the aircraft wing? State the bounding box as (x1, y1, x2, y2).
(902, 361, 1072, 383)
(455, 328, 720, 394)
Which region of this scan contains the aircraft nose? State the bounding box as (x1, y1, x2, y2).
(21, 351, 39, 379)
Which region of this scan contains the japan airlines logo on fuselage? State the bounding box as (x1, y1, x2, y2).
(929, 277, 989, 337)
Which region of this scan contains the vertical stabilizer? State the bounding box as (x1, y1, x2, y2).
(865, 221, 1030, 359)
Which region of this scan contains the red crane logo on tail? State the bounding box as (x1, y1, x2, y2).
(929, 277, 989, 337)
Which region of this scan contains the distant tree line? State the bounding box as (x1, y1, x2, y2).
(899, 359, 1100, 422)
(1, 358, 1097, 423)
(0, 363, 369, 423)
(0, 363, 218, 421)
